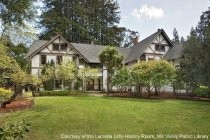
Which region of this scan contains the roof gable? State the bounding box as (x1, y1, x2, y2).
(125, 29, 173, 63)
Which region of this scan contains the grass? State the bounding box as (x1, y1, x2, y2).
(0, 96, 210, 140)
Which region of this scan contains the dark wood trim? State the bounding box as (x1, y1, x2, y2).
(148, 46, 156, 53)
(143, 52, 164, 56)
(38, 52, 74, 55)
(151, 42, 169, 46)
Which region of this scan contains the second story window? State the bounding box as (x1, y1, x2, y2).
(155, 45, 165, 52)
(61, 43, 67, 51)
(53, 43, 68, 51)
(155, 45, 160, 51)
(53, 44, 59, 51)
(41, 55, 46, 65)
(160, 46, 165, 52)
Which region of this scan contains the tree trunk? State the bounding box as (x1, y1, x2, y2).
(146, 86, 151, 97)
(1, 84, 31, 108)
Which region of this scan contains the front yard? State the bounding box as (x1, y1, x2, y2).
(1, 96, 210, 139)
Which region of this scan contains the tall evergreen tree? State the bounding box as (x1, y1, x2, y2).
(39, 0, 134, 46)
(181, 7, 210, 87)
(172, 28, 180, 44)
(0, 0, 36, 36)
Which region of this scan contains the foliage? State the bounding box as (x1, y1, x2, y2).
(35, 90, 85, 97)
(55, 61, 77, 82)
(192, 86, 210, 97)
(0, 41, 19, 86)
(0, 120, 31, 140)
(40, 61, 77, 90)
(131, 60, 175, 96)
(181, 7, 210, 87)
(0, 0, 36, 28)
(0, 0, 37, 45)
(78, 67, 99, 91)
(0, 88, 13, 102)
(112, 67, 133, 91)
(99, 46, 123, 92)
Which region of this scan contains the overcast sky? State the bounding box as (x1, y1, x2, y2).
(118, 0, 210, 40)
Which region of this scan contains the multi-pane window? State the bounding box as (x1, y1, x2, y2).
(160, 46, 165, 52)
(41, 55, 46, 65)
(155, 45, 160, 51)
(53, 44, 59, 51)
(56, 55, 62, 64)
(61, 43, 67, 51)
(53, 43, 68, 51)
(155, 45, 165, 52)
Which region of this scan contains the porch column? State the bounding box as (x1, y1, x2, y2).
(102, 65, 107, 92)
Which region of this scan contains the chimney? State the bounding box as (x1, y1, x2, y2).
(133, 36, 139, 45)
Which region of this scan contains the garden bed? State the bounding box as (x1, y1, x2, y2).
(109, 92, 210, 101)
(0, 99, 34, 113)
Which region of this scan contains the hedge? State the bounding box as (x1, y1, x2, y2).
(35, 90, 86, 96)
(193, 86, 210, 97)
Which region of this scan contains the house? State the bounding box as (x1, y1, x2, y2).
(25, 29, 182, 91)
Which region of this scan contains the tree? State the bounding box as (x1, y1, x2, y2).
(180, 28, 203, 86)
(131, 60, 175, 97)
(180, 6, 210, 88)
(55, 61, 77, 90)
(0, 0, 36, 37)
(99, 46, 123, 93)
(112, 67, 133, 93)
(3, 40, 29, 69)
(78, 67, 99, 91)
(172, 28, 180, 44)
(39, 0, 137, 47)
(0, 40, 41, 108)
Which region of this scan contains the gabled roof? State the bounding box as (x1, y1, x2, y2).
(163, 43, 183, 60)
(25, 40, 48, 59)
(25, 29, 175, 64)
(125, 29, 173, 63)
(72, 43, 130, 63)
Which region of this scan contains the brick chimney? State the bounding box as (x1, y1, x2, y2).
(133, 36, 139, 45)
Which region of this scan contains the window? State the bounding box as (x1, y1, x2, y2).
(41, 55, 46, 65)
(72, 55, 77, 62)
(56, 55, 62, 64)
(140, 55, 146, 61)
(148, 58, 154, 61)
(160, 46, 165, 52)
(53, 44, 59, 51)
(61, 43, 67, 51)
(55, 80, 62, 89)
(155, 45, 160, 51)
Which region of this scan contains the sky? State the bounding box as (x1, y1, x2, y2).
(118, 0, 210, 40)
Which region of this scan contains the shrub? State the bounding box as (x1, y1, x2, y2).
(35, 90, 85, 96)
(0, 88, 13, 102)
(193, 86, 210, 97)
(0, 120, 31, 140)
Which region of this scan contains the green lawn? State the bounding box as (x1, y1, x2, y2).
(1, 96, 210, 140)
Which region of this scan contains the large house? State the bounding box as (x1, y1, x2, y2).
(25, 29, 182, 91)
